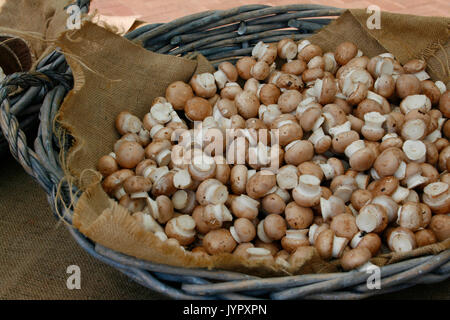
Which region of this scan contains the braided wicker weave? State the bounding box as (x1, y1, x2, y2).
(1, 3, 449, 299)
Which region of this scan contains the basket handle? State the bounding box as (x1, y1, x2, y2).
(0, 71, 73, 193)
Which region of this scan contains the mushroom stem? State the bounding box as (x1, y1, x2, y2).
(329, 121, 351, 138)
(345, 140, 365, 158)
(394, 161, 407, 180)
(357, 261, 377, 272)
(257, 220, 273, 243)
(404, 173, 429, 189)
(114, 187, 126, 200)
(332, 235, 348, 258)
(391, 186, 411, 203)
(403, 140, 427, 163)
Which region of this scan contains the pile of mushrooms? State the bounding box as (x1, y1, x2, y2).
(98, 38, 450, 272)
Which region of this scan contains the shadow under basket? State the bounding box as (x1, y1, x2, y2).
(0, 4, 449, 299)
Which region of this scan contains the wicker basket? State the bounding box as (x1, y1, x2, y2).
(1, 3, 449, 300)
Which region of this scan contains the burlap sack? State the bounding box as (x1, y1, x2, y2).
(59, 11, 449, 277)
(0, 0, 74, 67)
(309, 9, 450, 86)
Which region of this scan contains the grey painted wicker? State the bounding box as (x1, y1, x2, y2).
(0, 3, 449, 299)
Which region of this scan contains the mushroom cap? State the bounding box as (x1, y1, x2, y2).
(373, 147, 405, 177)
(203, 229, 237, 255)
(396, 74, 421, 99)
(374, 74, 395, 98)
(262, 193, 286, 215)
(251, 60, 271, 80)
(218, 61, 238, 82)
(332, 130, 360, 154)
(439, 91, 450, 118)
(235, 90, 260, 119)
(184, 97, 213, 121)
(335, 41, 358, 65)
(190, 73, 217, 98)
(281, 59, 307, 75)
(115, 111, 142, 135)
(438, 146, 450, 172)
(349, 147, 376, 172)
(353, 232, 382, 256)
(230, 164, 248, 195)
(285, 202, 314, 229)
(421, 80, 441, 105)
(192, 206, 211, 234)
(302, 68, 324, 83)
(318, 75, 338, 105)
(415, 229, 437, 247)
(277, 38, 298, 59)
(236, 56, 257, 80)
(284, 140, 313, 165)
(123, 175, 152, 194)
(429, 214, 450, 241)
(216, 98, 238, 118)
(297, 161, 324, 181)
(403, 59, 426, 74)
(340, 247, 372, 271)
(152, 171, 177, 197)
(97, 155, 119, 177)
(292, 175, 322, 207)
(356, 203, 388, 233)
(299, 107, 322, 132)
(315, 229, 334, 260)
(397, 202, 423, 231)
(232, 218, 257, 243)
(278, 90, 303, 113)
(330, 213, 359, 240)
(278, 123, 304, 147)
(220, 82, 243, 100)
(165, 215, 196, 246)
(165, 81, 194, 110)
(102, 169, 134, 194)
(276, 73, 304, 90)
(298, 44, 322, 62)
(350, 189, 373, 211)
(263, 214, 287, 241)
(259, 84, 281, 105)
(155, 195, 175, 223)
(354, 99, 383, 120)
(116, 141, 145, 169)
(196, 179, 228, 205)
(371, 176, 399, 197)
(246, 170, 277, 199)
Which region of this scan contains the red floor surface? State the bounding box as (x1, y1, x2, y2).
(91, 0, 450, 22)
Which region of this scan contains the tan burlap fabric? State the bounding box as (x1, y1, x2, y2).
(309, 9, 450, 86)
(54, 11, 450, 277)
(0, 0, 74, 66)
